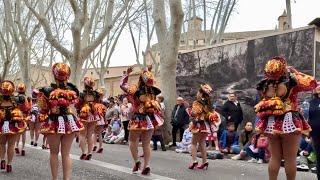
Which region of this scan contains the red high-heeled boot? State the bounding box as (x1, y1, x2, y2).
(6, 165, 12, 173)
(141, 167, 151, 175)
(188, 162, 198, 170)
(97, 148, 103, 153)
(132, 161, 141, 173)
(0, 160, 5, 170)
(197, 162, 209, 170)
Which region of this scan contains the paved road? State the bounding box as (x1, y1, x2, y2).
(0, 134, 317, 180)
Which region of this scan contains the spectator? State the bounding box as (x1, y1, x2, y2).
(110, 114, 121, 136)
(105, 98, 120, 124)
(175, 125, 193, 153)
(300, 100, 310, 121)
(231, 121, 255, 160)
(152, 128, 166, 151)
(206, 113, 221, 151)
(296, 136, 314, 171)
(120, 97, 132, 143)
(309, 86, 320, 179)
(245, 134, 268, 164)
(220, 122, 239, 154)
(152, 95, 166, 151)
(170, 97, 190, 147)
(299, 136, 313, 156)
(221, 92, 244, 131)
(105, 127, 125, 144)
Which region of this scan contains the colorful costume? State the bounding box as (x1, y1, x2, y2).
(255, 57, 316, 135)
(37, 63, 84, 134)
(120, 67, 163, 131)
(0, 81, 27, 135)
(190, 84, 221, 134)
(77, 77, 106, 125)
(16, 83, 32, 124)
(94, 89, 107, 127)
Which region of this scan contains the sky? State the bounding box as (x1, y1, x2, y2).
(109, 0, 320, 67)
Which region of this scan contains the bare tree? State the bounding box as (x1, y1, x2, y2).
(153, 0, 184, 142)
(182, 0, 237, 47)
(24, 0, 133, 87)
(128, 0, 160, 75)
(0, 9, 16, 80)
(83, 0, 144, 87)
(3, 0, 52, 94)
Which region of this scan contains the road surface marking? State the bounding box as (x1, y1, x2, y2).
(26, 144, 176, 180)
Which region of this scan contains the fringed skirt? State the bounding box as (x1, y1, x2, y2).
(129, 113, 163, 131)
(41, 114, 84, 134)
(255, 112, 311, 135)
(0, 120, 27, 135)
(190, 120, 211, 134)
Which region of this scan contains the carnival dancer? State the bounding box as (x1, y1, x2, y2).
(36, 63, 84, 180)
(77, 77, 105, 160)
(188, 84, 221, 170)
(93, 88, 107, 154)
(255, 57, 316, 180)
(120, 66, 163, 175)
(15, 83, 32, 156)
(0, 81, 27, 172)
(29, 90, 41, 147)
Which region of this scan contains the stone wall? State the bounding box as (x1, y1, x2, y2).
(177, 27, 316, 122)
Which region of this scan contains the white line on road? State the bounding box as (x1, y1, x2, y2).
(25, 144, 176, 180)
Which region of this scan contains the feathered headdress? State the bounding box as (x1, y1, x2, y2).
(52, 63, 71, 81)
(264, 56, 287, 80)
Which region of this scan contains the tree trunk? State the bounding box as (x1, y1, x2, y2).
(159, 47, 178, 143)
(69, 59, 83, 87)
(22, 42, 31, 95)
(98, 70, 106, 88)
(153, 0, 184, 144)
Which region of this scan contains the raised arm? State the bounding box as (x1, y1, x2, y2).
(120, 67, 137, 94)
(288, 67, 317, 92)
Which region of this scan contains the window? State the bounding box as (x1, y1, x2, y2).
(197, 39, 204, 45)
(90, 72, 93, 75)
(107, 70, 109, 74)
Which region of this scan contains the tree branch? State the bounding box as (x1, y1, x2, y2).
(23, 0, 72, 59)
(82, 0, 130, 59)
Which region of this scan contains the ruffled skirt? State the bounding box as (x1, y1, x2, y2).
(96, 116, 107, 126)
(255, 112, 311, 135)
(0, 120, 27, 135)
(129, 113, 163, 131)
(79, 114, 97, 124)
(41, 114, 84, 134)
(190, 120, 211, 134)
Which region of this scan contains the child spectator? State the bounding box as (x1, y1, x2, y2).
(206, 113, 221, 151)
(296, 136, 314, 171)
(152, 95, 166, 151)
(245, 134, 268, 164)
(110, 114, 121, 136)
(152, 127, 166, 151)
(220, 122, 239, 154)
(175, 125, 193, 153)
(106, 128, 125, 144)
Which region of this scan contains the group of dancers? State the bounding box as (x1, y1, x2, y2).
(0, 56, 318, 180)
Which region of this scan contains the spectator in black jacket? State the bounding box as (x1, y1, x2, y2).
(222, 93, 244, 131)
(170, 97, 189, 147)
(309, 87, 320, 180)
